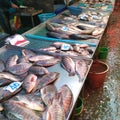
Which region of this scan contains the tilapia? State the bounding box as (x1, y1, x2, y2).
(46, 95, 65, 120)
(0, 82, 22, 102)
(35, 58, 60, 67)
(15, 94, 45, 111)
(61, 56, 75, 76)
(0, 59, 5, 72)
(29, 66, 49, 76)
(6, 54, 18, 69)
(3, 100, 42, 120)
(29, 55, 54, 62)
(58, 85, 73, 113)
(37, 72, 60, 89)
(22, 49, 36, 59)
(8, 62, 32, 75)
(75, 60, 88, 81)
(0, 72, 21, 81)
(40, 84, 57, 106)
(22, 73, 38, 93)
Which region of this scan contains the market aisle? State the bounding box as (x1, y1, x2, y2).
(73, 3, 120, 120)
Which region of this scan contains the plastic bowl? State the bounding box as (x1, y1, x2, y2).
(38, 13, 56, 22)
(67, 6, 82, 16)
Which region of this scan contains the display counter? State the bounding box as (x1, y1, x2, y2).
(0, 1, 115, 119)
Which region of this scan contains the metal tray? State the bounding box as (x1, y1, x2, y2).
(0, 45, 93, 120)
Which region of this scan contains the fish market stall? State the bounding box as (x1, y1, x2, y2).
(0, 43, 93, 119)
(22, 4, 112, 59)
(0, 1, 115, 119)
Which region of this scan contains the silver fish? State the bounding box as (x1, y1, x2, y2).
(75, 60, 88, 81)
(8, 62, 32, 75)
(61, 56, 75, 76)
(29, 66, 49, 75)
(40, 84, 57, 106)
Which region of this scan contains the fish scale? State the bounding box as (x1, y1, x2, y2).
(61, 56, 75, 76)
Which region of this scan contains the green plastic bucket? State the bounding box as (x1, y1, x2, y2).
(98, 47, 108, 59)
(74, 97, 83, 116)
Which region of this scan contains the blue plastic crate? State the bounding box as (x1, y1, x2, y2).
(38, 13, 56, 23)
(67, 6, 82, 16)
(54, 4, 67, 15)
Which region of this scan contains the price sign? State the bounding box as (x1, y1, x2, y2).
(61, 26, 69, 31)
(61, 43, 71, 50)
(4, 82, 23, 92)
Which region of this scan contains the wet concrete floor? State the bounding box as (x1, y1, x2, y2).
(73, 5, 120, 120)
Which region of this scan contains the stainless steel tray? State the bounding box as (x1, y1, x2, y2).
(0, 45, 93, 120)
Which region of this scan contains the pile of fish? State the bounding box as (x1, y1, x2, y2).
(78, 10, 109, 24)
(46, 21, 104, 39)
(0, 84, 72, 120)
(39, 41, 94, 58)
(0, 44, 90, 119)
